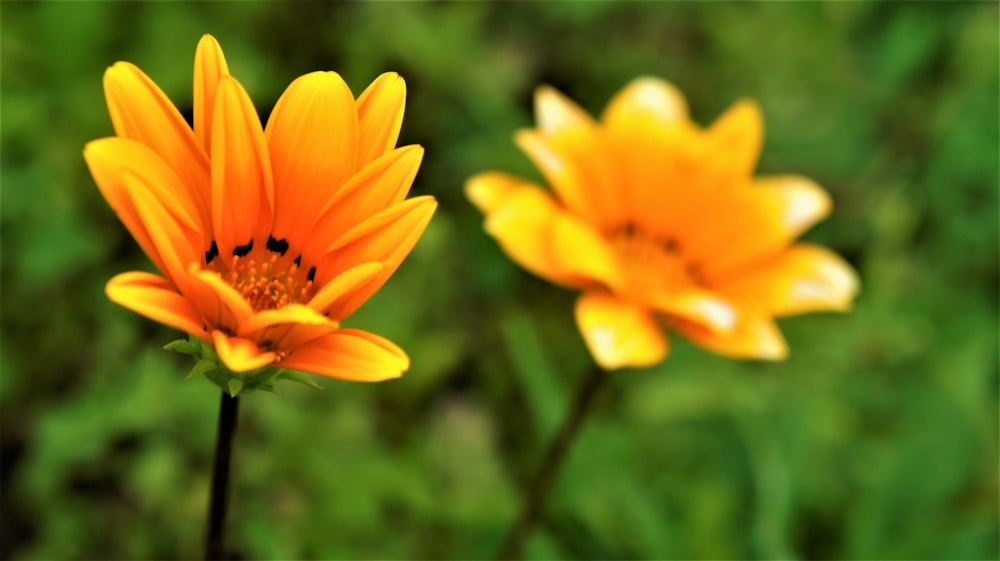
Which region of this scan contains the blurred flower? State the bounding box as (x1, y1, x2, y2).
(467, 77, 857, 370)
(85, 34, 436, 383)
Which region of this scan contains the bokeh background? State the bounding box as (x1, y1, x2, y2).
(2, 2, 998, 560)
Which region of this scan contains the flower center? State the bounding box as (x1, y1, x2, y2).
(205, 236, 315, 313)
(605, 221, 704, 300)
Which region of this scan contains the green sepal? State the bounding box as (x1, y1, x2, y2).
(163, 339, 199, 357)
(227, 378, 244, 397)
(187, 359, 218, 379)
(276, 369, 324, 390)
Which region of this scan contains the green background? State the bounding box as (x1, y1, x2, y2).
(2, 2, 997, 559)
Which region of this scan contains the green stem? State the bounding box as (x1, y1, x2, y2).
(496, 365, 608, 560)
(205, 391, 239, 560)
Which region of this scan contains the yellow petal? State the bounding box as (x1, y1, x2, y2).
(535, 85, 596, 135)
(602, 76, 689, 131)
(103, 62, 211, 223)
(211, 330, 275, 372)
(575, 292, 668, 370)
(648, 289, 738, 334)
(465, 172, 536, 214)
(688, 175, 832, 280)
(211, 76, 274, 260)
(106, 271, 206, 338)
(704, 99, 763, 180)
(277, 328, 409, 381)
(193, 34, 230, 154)
(307, 262, 385, 317)
(305, 145, 423, 261)
(673, 308, 788, 361)
(266, 71, 359, 245)
(122, 171, 201, 287)
(356, 72, 406, 167)
(484, 186, 621, 291)
(237, 304, 335, 338)
(717, 244, 859, 316)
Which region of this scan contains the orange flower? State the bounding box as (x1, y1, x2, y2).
(467, 77, 857, 370)
(85, 35, 436, 382)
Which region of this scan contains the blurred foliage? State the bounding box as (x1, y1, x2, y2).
(2, 2, 998, 560)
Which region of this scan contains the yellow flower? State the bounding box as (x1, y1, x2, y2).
(85, 35, 436, 381)
(467, 77, 858, 370)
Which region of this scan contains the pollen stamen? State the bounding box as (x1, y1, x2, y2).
(606, 222, 704, 298)
(210, 241, 315, 312)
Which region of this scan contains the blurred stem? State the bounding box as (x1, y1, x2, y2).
(205, 392, 239, 560)
(497, 365, 607, 560)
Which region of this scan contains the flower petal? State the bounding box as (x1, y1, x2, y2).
(188, 265, 254, 330)
(356, 72, 406, 168)
(304, 145, 423, 261)
(103, 62, 211, 224)
(266, 71, 359, 244)
(689, 175, 833, 280)
(318, 197, 437, 318)
(193, 34, 230, 154)
(211, 76, 274, 260)
(673, 308, 787, 360)
(704, 99, 763, 180)
(575, 292, 668, 370)
(277, 328, 409, 382)
(237, 304, 335, 338)
(535, 85, 596, 135)
(106, 271, 206, 338)
(465, 172, 536, 214)
(602, 76, 689, 132)
(648, 289, 738, 334)
(212, 330, 275, 372)
(717, 244, 859, 316)
(307, 261, 385, 317)
(483, 185, 621, 291)
(84, 137, 205, 264)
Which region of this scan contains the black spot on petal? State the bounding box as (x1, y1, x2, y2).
(307, 267, 316, 282)
(205, 241, 219, 264)
(293, 255, 301, 267)
(233, 240, 254, 257)
(266, 235, 289, 256)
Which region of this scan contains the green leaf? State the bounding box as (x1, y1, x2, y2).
(163, 339, 199, 357)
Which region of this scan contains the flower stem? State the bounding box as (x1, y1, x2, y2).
(497, 365, 608, 560)
(205, 391, 239, 560)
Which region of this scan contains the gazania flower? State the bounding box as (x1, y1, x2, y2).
(467, 77, 857, 370)
(85, 35, 436, 382)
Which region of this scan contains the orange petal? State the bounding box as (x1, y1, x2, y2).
(84, 138, 205, 267)
(689, 175, 833, 280)
(212, 330, 275, 372)
(103, 62, 211, 225)
(277, 328, 409, 382)
(307, 261, 385, 317)
(704, 99, 764, 180)
(717, 244, 859, 316)
(673, 307, 787, 361)
(356, 72, 406, 167)
(484, 186, 621, 291)
(305, 145, 423, 260)
(602, 76, 689, 132)
(535, 85, 597, 135)
(193, 34, 230, 154)
(211, 76, 274, 260)
(188, 265, 254, 328)
(575, 293, 668, 370)
(318, 197, 437, 318)
(106, 271, 206, 338)
(266, 71, 359, 244)
(122, 171, 201, 286)
(237, 304, 335, 339)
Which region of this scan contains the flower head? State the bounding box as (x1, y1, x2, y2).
(85, 35, 436, 384)
(467, 77, 857, 370)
